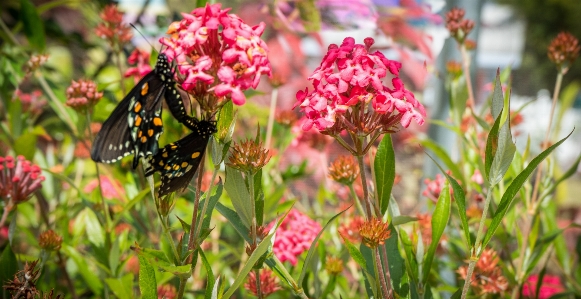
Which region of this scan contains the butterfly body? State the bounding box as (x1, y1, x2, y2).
(91, 53, 195, 168)
(144, 119, 217, 196)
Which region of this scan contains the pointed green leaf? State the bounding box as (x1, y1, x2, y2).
(384, 223, 406, 296)
(224, 166, 252, 227)
(215, 202, 251, 243)
(427, 154, 471, 247)
(422, 182, 451, 283)
(138, 255, 157, 299)
(62, 245, 103, 295)
(105, 274, 134, 299)
(482, 131, 573, 249)
(341, 235, 367, 270)
(78, 207, 104, 248)
(20, 0, 46, 50)
(199, 249, 216, 299)
(298, 207, 349, 286)
(392, 215, 418, 226)
(375, 135, 396, 214)
(419, 139, 464, 186)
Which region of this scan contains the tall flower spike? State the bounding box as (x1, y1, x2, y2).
(159, 3, 271, 110)
(0, 155, 45, 206)
(295, 37, 425, 138)
(548, 31, 580, 72)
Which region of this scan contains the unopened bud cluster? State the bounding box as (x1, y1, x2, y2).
(446, 8, 474, 44)
(65, 79, 103, 111)
(548, 31, 580, 72)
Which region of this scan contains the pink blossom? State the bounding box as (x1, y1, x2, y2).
(268, 209, 322, 265)
(124, 49, 152, 82)
(422, 173, 446, 202)
(13, 89, 46, 115)
(522, 274, 564, 299)
(0, 156, 45, 205)
(159, 3, 271, 106)
(471, 169, 483, 184)
(84, 175, 124, 200)
(295, 37, 425, 133)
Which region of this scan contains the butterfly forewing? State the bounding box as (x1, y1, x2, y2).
(145, 120, 217, 196)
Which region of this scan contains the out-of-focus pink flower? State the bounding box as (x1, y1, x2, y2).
(291, 117, 334, 151)
(157, 284, 177, 299)
(471, 169, 483, 185)
(523, 274, 564, 299)
(84, 175, 124, 200)
(0, 155, 45, 206)
(422, 173, 446, 202)
(159, 3, 271, 108)
(268, 209, 322, 265)
(124, 49, 152, 82)
(295, 37, 425, 135)
(95, 4, 132, 46)
(65, 79, 103, 111)
(457, 249, 508, 295)
(13, 89, 46, 115)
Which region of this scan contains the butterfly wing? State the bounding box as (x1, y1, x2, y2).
(145, 120, 216, 196)
(128, 75, 165, 168)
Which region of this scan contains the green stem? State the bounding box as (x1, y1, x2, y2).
(355, 154, 375, 218)
(375, 248, 390, 299)
(461, 187, 494, 298)
(37, 73, 77, 135)
(254, 268, 263, 299)
(265, 87, 278, 149)
(191, 162, 220, 251)
(177, 277, 187, 299)
(348, 184, 366, 217)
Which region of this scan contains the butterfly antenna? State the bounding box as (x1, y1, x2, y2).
(130, 23, 159, 54)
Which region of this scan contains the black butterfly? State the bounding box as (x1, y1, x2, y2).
(91, 53, 196, 168)
(144, 119, 217, 196)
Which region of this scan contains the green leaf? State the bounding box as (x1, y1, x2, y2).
(199, 249, 216, 299)
(14, 131, 37, 161)
(158, 264, 191, 278)
(222, 225, 277, 298)
(109, 236, 121, 275)
(215, 202, 251, 243)
(450, 287, 462, 299)
(384, 223, 406, 296)
(62, 245, 103, 295)
(392, 215, 418, 226)
(427, 154, 471, 248)
(298, 207, 349, 286)
(105, 274, 134, 299)
(422, 182, 451, 283)
(78, 207, 104, 248)
(224, 166, 252, 228)
(341, 235, 367, 270)
(375, 135, 396, 214)
(0, 245, 18, 287)
(20, 0, 46, 51)
(482, 131, 573, 249)
(419, 139, 464, 186)
(138, 255, 157, 299)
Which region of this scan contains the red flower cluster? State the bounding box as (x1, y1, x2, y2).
(244, 269, 280, 297)
(159, 3, 271, 106)
(95, 4, 132, 46)
(295, 37, 425, 134)
(458, 249, 508, 295)
(14, 89, 46, 115)
(268, 209, 321, 265)
(0, 155, 45, 205)
(124, 49, 152, 82)
(422, 173, 446, 202)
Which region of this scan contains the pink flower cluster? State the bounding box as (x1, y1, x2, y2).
(65, 79, 103, 111)
(269, 209, 322, 265)
(523, 274, 564, 299)
(295, 37, 425, 132)
(0, 156, 45, 204)
(422, 173, 446, 202)
(14, 89, 46, 115)
(159, 3, 271, 105)
(124, 49, 152, 82)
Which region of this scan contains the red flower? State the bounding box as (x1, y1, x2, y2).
(523, 274, 564, 299)
(0, 155, 45, 206)
(13, 89, 46, 115)
(95, 4, 132, 46)
(422, 174, 446, 202)
(124, 49, 152, 82)
(159, 4, 271, 108)
(268, 209, 321, 265)
(244, 269, 280, 297)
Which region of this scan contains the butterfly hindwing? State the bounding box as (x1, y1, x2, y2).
(145, 120, 217, 196)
